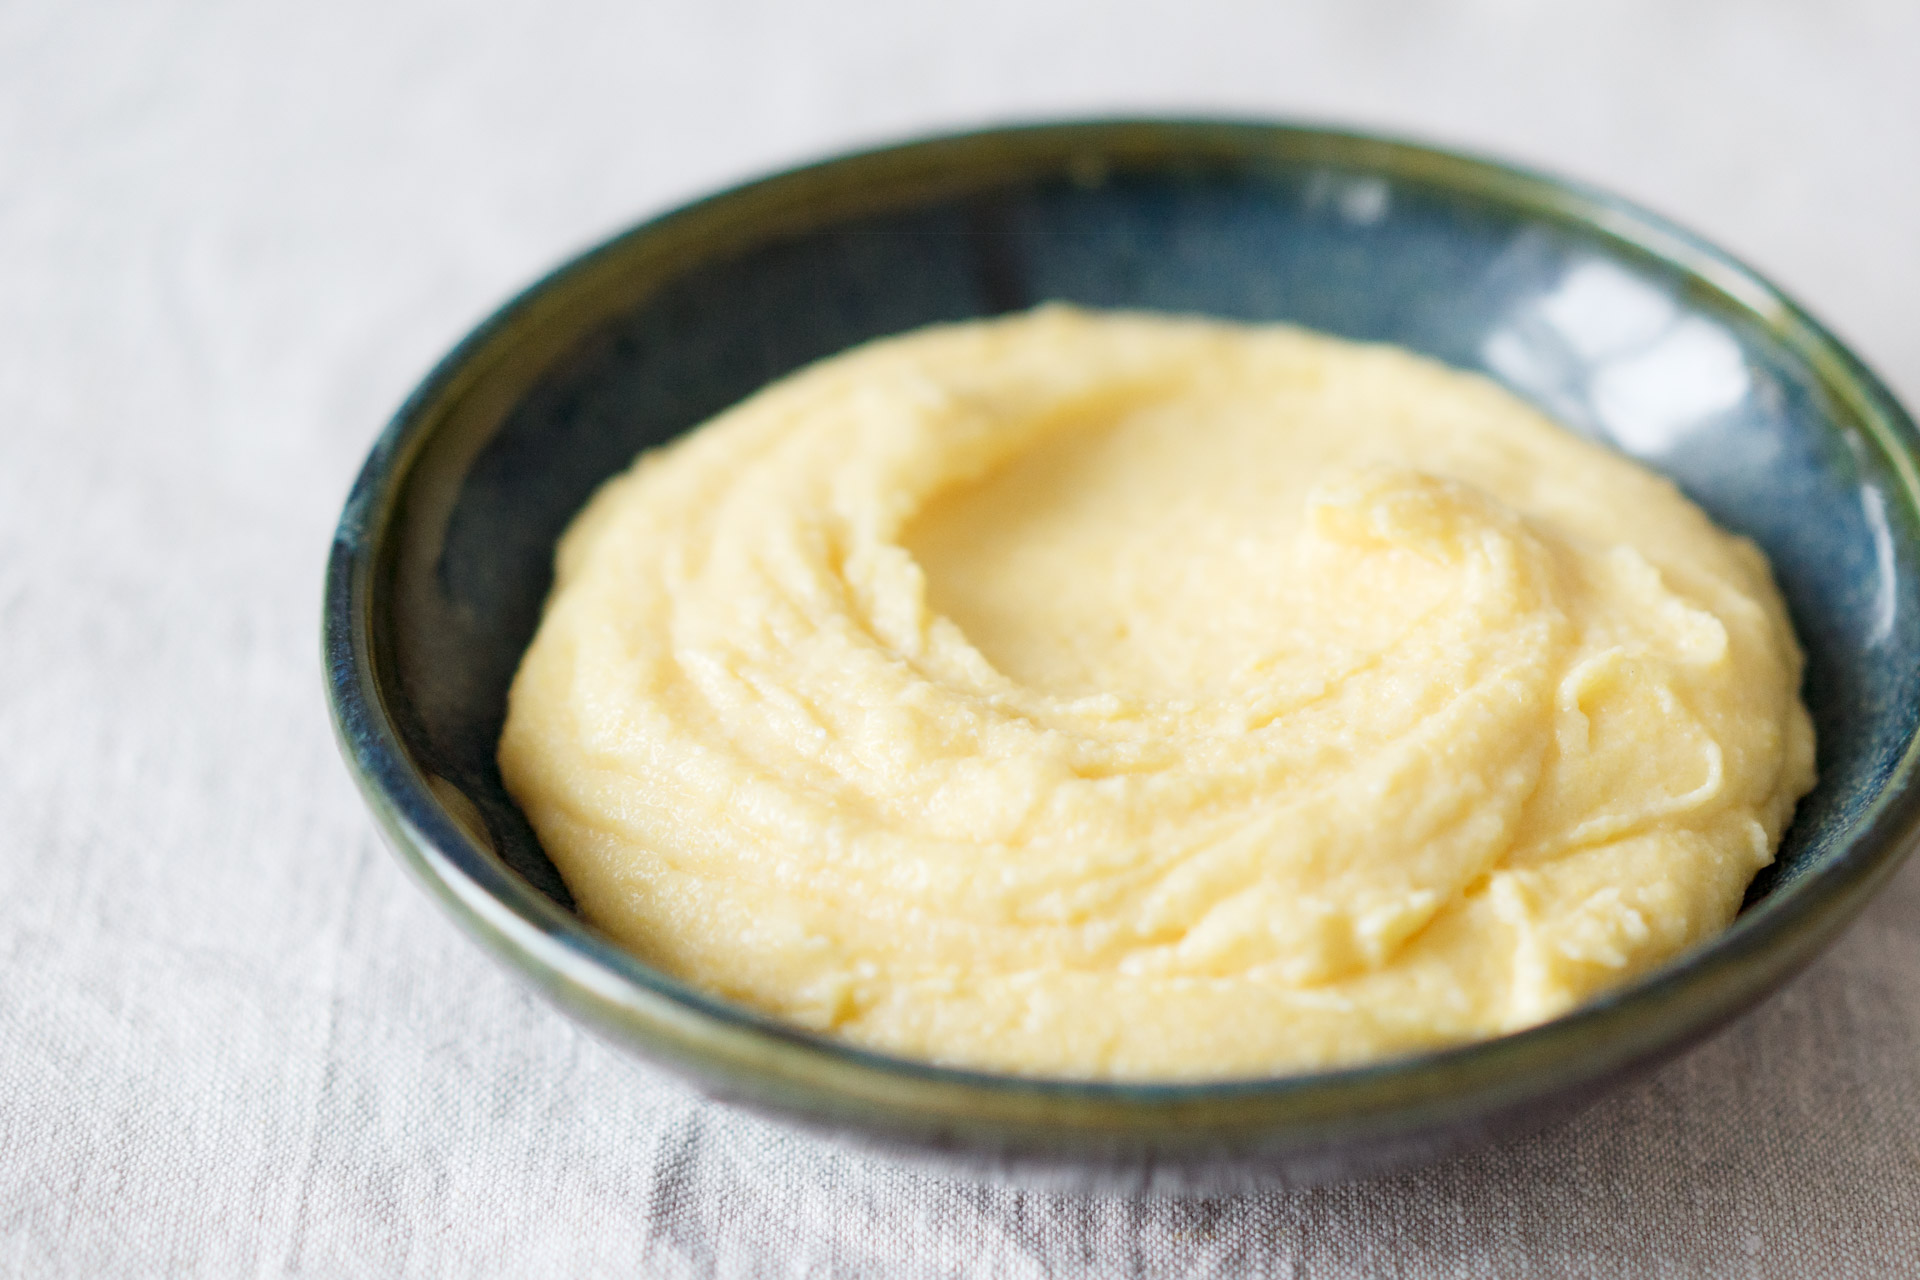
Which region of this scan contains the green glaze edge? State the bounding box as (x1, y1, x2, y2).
(325, 119, 1920, 1181)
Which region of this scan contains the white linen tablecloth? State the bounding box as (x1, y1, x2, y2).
(3, 2, 1917, 1274)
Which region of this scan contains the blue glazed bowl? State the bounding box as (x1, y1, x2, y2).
(324, 120, 1920, 1190)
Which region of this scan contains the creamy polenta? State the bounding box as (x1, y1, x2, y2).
(498, 306, 1814, 1079)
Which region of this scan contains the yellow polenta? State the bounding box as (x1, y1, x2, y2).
(498, 306, 1815, 1080)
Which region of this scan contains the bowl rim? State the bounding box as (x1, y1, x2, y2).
(324, 117, 1920, 1148)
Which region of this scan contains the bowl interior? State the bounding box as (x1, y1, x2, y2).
(364, 124, 1920, 1031)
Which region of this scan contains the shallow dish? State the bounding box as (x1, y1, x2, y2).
(324, 120, 1920, 1190)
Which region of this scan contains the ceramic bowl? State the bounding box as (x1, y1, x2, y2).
(324, 120, 1920, 1190)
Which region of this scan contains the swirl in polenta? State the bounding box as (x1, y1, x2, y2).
(499, 307, 1814, 1079)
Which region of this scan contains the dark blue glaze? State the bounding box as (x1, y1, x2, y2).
(327, 122, 1920, 1186)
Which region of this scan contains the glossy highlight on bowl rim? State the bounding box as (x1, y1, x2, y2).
(323, 118, 1920, 1188)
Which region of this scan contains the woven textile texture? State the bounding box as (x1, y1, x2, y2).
(2, 1, 1917, 1275)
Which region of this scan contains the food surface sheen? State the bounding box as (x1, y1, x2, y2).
(498, 307, 1815, 1079)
